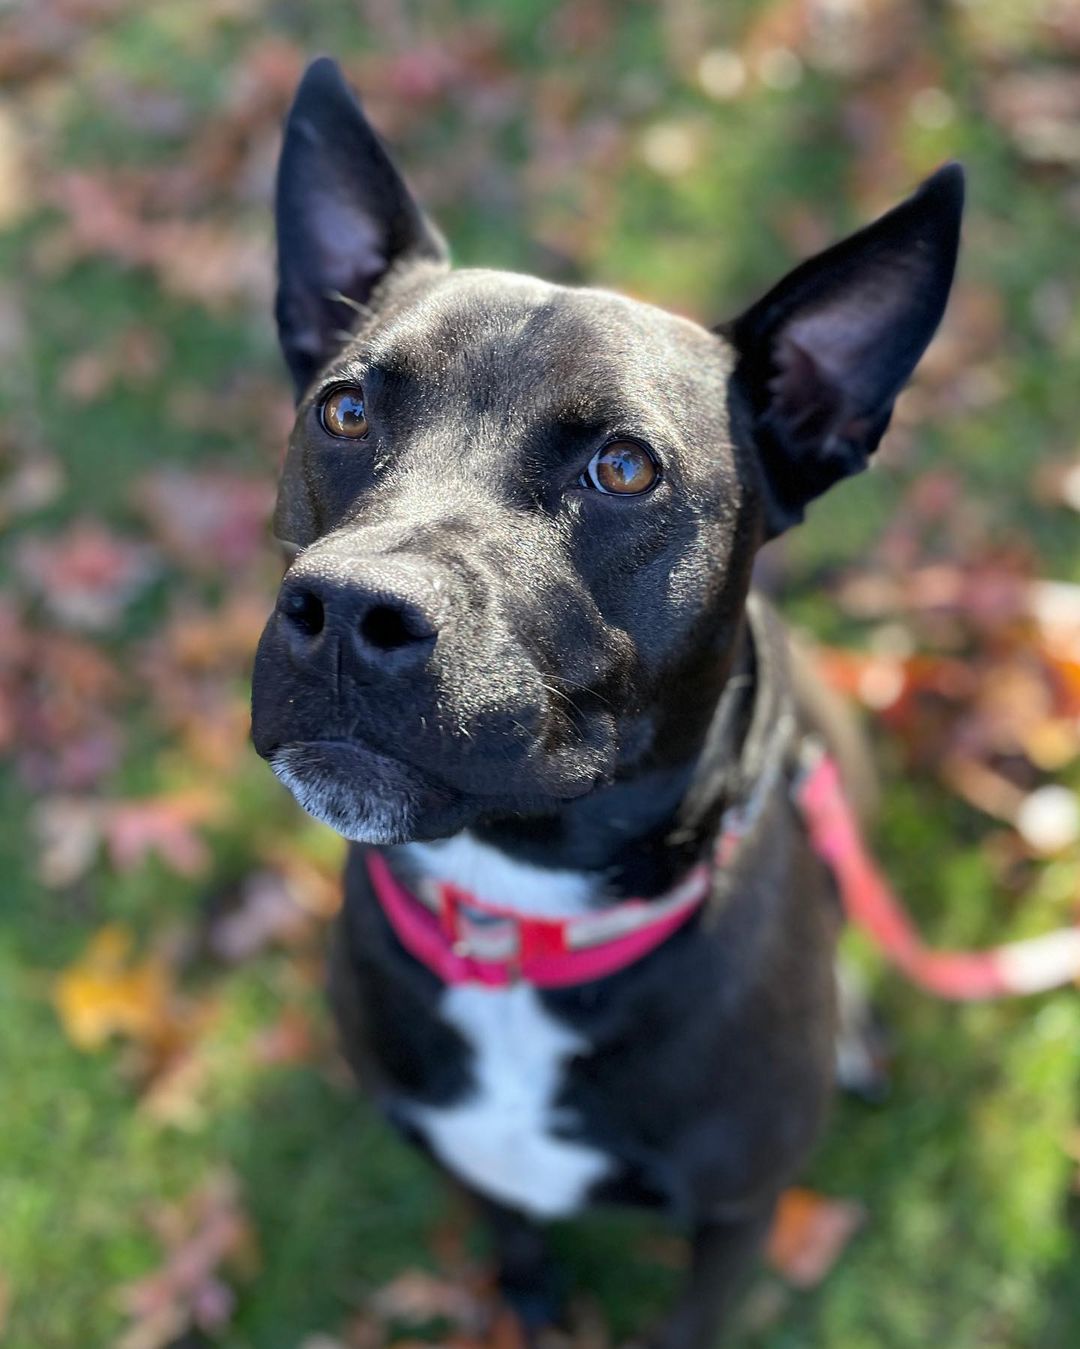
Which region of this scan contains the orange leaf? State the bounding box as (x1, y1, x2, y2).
(766, 1187, 865, 1288)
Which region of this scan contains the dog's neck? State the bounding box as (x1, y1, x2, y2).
(395, 611, 765, 909)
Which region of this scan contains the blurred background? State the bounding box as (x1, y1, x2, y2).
(1, 1, 1079, 1345)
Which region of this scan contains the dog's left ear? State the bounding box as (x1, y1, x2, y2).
(725, 163, 963, 535)
(276, 57, 449, 398)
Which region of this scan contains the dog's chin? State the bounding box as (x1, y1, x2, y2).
(267, 736, 608, 844)
(269, 740, 454, 845)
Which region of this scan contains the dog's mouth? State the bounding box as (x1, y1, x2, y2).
(267, 738, 451, 844)
(266, 735, 605, 845)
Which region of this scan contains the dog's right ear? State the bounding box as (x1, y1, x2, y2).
(275, 57, 449, 398)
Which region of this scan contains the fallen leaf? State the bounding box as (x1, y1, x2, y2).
(66, 326, 168, 403)
(4, 625, 126, 793)
(103, 787, 225, 877)
(986, 68, 1080, 165)
(140, 1047, 211, 1130)
(34, 795, 104, 887)
(38, 170, 272, 309)
(0, 0, 132, 86)
(262, 848, 343, 920)
(766, 1187, 865, 1288)
(0, 453, 64, 525)
(250, 1005, 318, 1067)
(15, 520, 157, 630)
(53, 924, 179, 1053)
(133, 468, 275, 574)
(207, 869, 310, 963)
(370, 1268, 486, 1333)
(1032, 457, 1080, 514)
(802, 0, 919, 80)
(117, 1170, 255, 1349)
(136, 594, 269, 771)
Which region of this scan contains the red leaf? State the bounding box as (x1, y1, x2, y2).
(103, 788, 224, 877)
(15, 520, 157, 630)
(117, 1171, 255, 1349)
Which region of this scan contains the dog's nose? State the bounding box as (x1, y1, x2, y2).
(277, 571, 439, 670)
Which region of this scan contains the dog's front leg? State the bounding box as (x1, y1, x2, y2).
(475, 1195, 566, 1339)
(655, 1203, 776, 1349)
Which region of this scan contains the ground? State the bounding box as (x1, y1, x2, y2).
(1, 1, 1079, 1346)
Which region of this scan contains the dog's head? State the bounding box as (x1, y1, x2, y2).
(251, 58, 962, 845)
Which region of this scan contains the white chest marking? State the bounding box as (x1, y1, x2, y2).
(402, 833, 597, 918)
(409, 983, 610, 1219)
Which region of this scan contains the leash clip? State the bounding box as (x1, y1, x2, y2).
(790, 733, 828, 800)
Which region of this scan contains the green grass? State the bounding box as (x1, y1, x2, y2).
(1, 1, 1078, 1345)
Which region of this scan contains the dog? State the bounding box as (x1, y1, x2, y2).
(250, 57, 961, 1347)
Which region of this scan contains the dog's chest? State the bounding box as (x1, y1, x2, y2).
(400, 834, 610, 1219)
(409, 983, 608, 1218)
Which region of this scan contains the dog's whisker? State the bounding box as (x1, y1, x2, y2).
(324, 288, 374, 319)
(541, 682, 575, 709)
(539, 674, 613, 710)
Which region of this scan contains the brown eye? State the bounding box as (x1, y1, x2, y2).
(320, 385, 369, 439)
(583, 440, 659, 495)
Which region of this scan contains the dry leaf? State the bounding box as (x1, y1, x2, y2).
(208, 870, 310, 963)
(251, 1005, 318, 1067)
(103, 788, 223, 877)
(133, 468, 275, 574)
(53, 925, 179, 1052)
(370, 1268, 486, 1333)
(34, 795, 104, 887)
(0, 453, 64, 525)
(39, 170, 272, 309)
(4, 620, 126, 793)
(986, 68, 1080, 165)
(14, 520, 157, 630)
(117, 1171, 255, 1349)
(66, 326, 167, 403)
(766, 1187, 865, 1288)
(34, 776, 218, 887)
(140, 1045, 213, 1130)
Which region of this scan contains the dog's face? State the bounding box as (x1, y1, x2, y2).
(251, 59, 961, 845)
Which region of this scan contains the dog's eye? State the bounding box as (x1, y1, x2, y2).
(320, 385, 369, 439)
(582, 440, 659, 495)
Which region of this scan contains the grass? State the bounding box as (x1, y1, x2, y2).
(1, 1, 1078, 1345)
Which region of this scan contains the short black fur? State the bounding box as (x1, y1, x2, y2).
(252, 58, 962, 1348)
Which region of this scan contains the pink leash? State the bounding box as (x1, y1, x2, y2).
(796, 752, 1080, 1000)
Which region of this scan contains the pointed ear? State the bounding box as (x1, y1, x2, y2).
(724, 163, 964, 536)
(275, 57, 449, 398)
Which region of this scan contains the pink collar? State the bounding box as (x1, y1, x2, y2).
(365, 849, 714, 988)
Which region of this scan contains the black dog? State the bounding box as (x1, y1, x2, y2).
(251, 58, 961, 1347)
